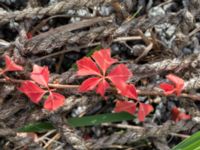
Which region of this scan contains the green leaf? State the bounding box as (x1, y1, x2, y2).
(68, 112, 134, 127)
(18, 112, 134, 132)
(72, 63, 77, 70)
(18, 122, 54, 133)
(172, 131, 200, 150)
(86, 45, 101, 57)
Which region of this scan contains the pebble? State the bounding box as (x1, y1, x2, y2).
(111, 43, 120, 54)
(66, 9, 76, 15)
(182, 47, 192, 54)
(193, 117, 200, 123)
(98, 5, 113, 16)
(148, 6, 165, 18)
(166, 25, 176, 38)
(77, 9, 90, 17)
(69, 8, 91, 23)
(71, 106, 87, 117)
(41, 25, 49, 32)
(154, 23, 176, 48)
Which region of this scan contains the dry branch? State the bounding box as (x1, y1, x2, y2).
(21, 17, 111, 54)
(0, 0, 112, 26)
(128, 53, 200, 77)
(50, 114, 89, 150)
(89, 121, 196, 149)
(185, 77, 200, 91)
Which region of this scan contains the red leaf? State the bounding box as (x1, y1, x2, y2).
(138, 103, 153, 122)
(26, 32, 33, 39)
(120, 84, 138, 100)
(18, 81, 46, 103)
(79, 77, 101, 92)
(4, 55, 23, 72)
(76, 49, 136, 98)
(76, 57, 101, 76)
(166, 74, 184, 95)
(92, 48, 117, 75)
(79, 77, 109, 97)
(178, 113, 191, 121)
(30, 65, 49, 87)
(114, 100, 136, 115)
(44, 92, 65, 111)
(107, 64, 132, 90)
(96, 78, 109, 97)
(171, 107, 191, 122)
(159, 83, 175, 95)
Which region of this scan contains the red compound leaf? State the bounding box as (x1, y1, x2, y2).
(171, 107, 191, 122)
(120, 84, 138, 100)
(77, 48, 136, 98)
(137, 103, 153, 122)
(92, 48, 117, 75)
(114, 100, 136, 115)
(30, 65, 49, 87)
(96, 78, 109, 97)
(3, 55, 23, 72)
(44, 92, 65, 111)
(107, 64, 133, 97)
(159, 74, 185, 96)
(18, 81, 47, 104)
(166, 74, 184, 96)
(76, 57, 101, 76)
(79, 77, 109, 97)
(159, 83, 175, 95)
(26, 32, 33, 39)
(79, 77, 101, 92)
(107, 64, 132, 87)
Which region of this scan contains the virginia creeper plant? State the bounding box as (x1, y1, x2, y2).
(0, 49, 191, 122)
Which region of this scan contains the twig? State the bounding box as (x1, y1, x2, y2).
(31, 14, 96, 36)
(32, 36, 142, 62)
(43, 133, 60, 149)
(49, 114, 89, 150)
(135, 42, 153, 63)
(137, 89, 200, 101)
(36, 130, 56, 142)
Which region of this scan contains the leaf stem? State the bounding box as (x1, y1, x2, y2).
(0, 77, 199, 101)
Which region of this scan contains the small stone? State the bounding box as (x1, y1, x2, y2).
(148, 6, 165, 18)
(111, 43, 120, 54)
(193, 117, 200, 123)
(41, 25, 49, 32)
(77, 9, 89, 16)
(166, 25, 176, 38)
(70, 17, 81, 23)
(182, 47, 192, 55)
(98, 6, 113, 16)
(67, 9, 76, 15)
